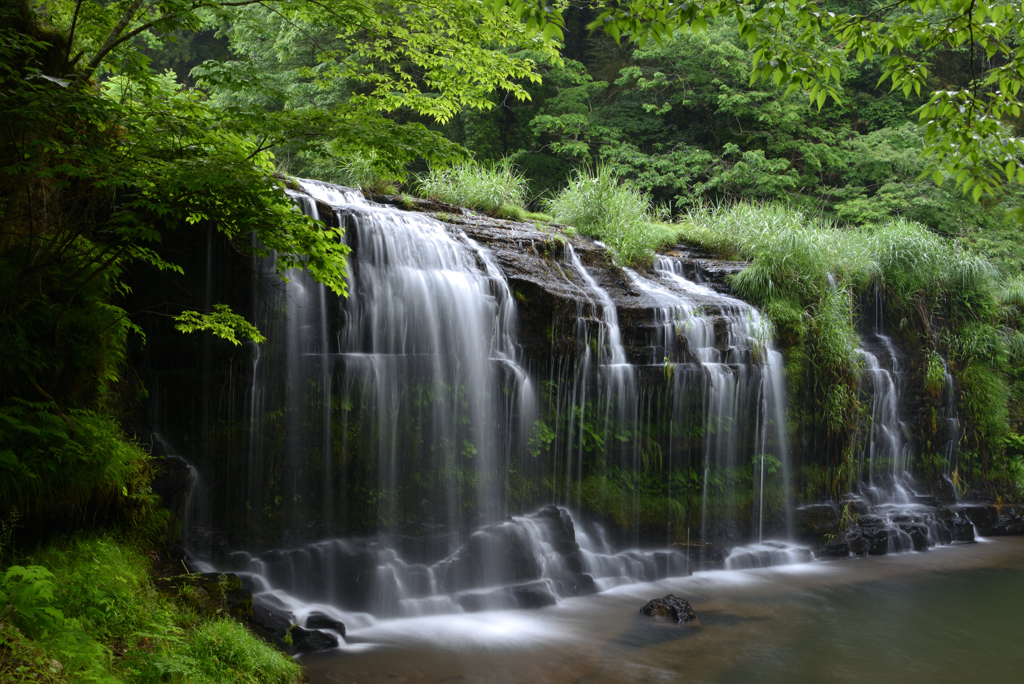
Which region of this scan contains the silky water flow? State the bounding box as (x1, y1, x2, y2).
(170, 181, 825, 629)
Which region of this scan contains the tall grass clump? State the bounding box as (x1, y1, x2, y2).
(870, 218, 998, 321)
(680, 202, 868, 394)
(545, 166, 678, 266)
(418, 158, 528, 216)
(681, 202, 875, 301)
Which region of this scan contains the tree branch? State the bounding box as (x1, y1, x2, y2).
(79, 0, 149, 82)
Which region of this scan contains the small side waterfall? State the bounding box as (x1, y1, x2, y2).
(833, 290, 970, 555)
(855, 344, 912, 496)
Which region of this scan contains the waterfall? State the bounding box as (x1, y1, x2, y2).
(286, 180, 536, 540)
(836, 290, 968, 554)
(853, 288, 914, 500)
(163, 179, 813, 623)
(644, 256, 794, 542)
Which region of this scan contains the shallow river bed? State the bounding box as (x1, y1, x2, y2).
(303, 537, 1024, 683)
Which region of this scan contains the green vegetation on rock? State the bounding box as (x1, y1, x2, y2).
(0, 535, 300, 683)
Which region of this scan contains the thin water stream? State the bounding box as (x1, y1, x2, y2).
(302, 536, 1024, 683)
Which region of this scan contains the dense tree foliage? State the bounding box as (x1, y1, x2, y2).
(505, 0, 1024, 199)
(448, 8, 1022, 251)
(2, 0, 1024, 676)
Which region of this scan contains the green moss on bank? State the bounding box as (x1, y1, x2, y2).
(0, 535, 301, 684)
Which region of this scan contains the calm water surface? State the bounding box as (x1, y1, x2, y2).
(303, 537, 1024, 683)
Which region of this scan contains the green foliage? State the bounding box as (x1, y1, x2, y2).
(683, 200, 1017, 471)
(0, 401, 159, 531)
(545, 166, 679, 266)
(1, 536, 300, 684)
(1, 566, 65, 639)
(959, 362, 1011, 456)
(573, 0, 1024, 199)
(191, 0, 559, 182)
(174, 305, 267, 346)
(418, 158, 529, 214)
(925, 351, 947, 398)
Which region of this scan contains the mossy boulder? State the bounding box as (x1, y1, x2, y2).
(154, 572, 252, 620)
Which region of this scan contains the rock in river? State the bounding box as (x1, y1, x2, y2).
(639, 594, 697, 624)
(305, 611, 347, 638)
(288, 625, 339, 653)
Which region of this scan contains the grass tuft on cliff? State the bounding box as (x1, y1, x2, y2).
(545, 166, 680, 267)
(418, 158, 529, 216)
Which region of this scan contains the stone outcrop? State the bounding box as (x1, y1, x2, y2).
(639, 594, 697, 624)
(959, 504, 1024, 536)
(364, 193, 749, 367)
(305, 611, 347, 637)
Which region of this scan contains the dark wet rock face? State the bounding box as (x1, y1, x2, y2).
(150, 455, 195, 516)
(960, 504, 1024, 536)
(817, 504, 980, 557)
(305, 611, 346, 637)
(432, 506, 596, 602)
(639, 594, 697, 624)
(797, 503, 841, 542)
(288, 625, 339, 653)
(251, 593, 295, 636)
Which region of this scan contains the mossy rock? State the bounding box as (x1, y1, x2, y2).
(154, 572, 253, 620)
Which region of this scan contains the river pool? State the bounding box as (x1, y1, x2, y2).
(303, 536, 1024, 683)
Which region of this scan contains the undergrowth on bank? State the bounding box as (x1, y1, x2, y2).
(0, 535, 301, 684)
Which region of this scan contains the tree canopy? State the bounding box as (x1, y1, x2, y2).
(505, 0, 1024, 200)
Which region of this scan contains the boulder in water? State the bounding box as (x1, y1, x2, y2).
(456, 586, 516, 612)
(251, 593, 296, 636)
(961, 504, 1024, 536)
(510, 581, 559, 609)
(639, 594, 697, 624)
(797, 503, 841, 541)
(455, 580, 561, 612)
(288, 625, 339, 653)
(305, 611, 346, 638)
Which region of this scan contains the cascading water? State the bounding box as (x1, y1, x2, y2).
(831, 290, 971, 555)
(855, 345, 912, 496)
(160, 178, 817, 636)
(275, 180, 537, 543)
(631, 256, 799, 567)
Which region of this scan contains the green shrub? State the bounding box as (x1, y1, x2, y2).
(958, 362, 1011, 460)
(183, 619, 299, 684)
(418, 158, 528, 214)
